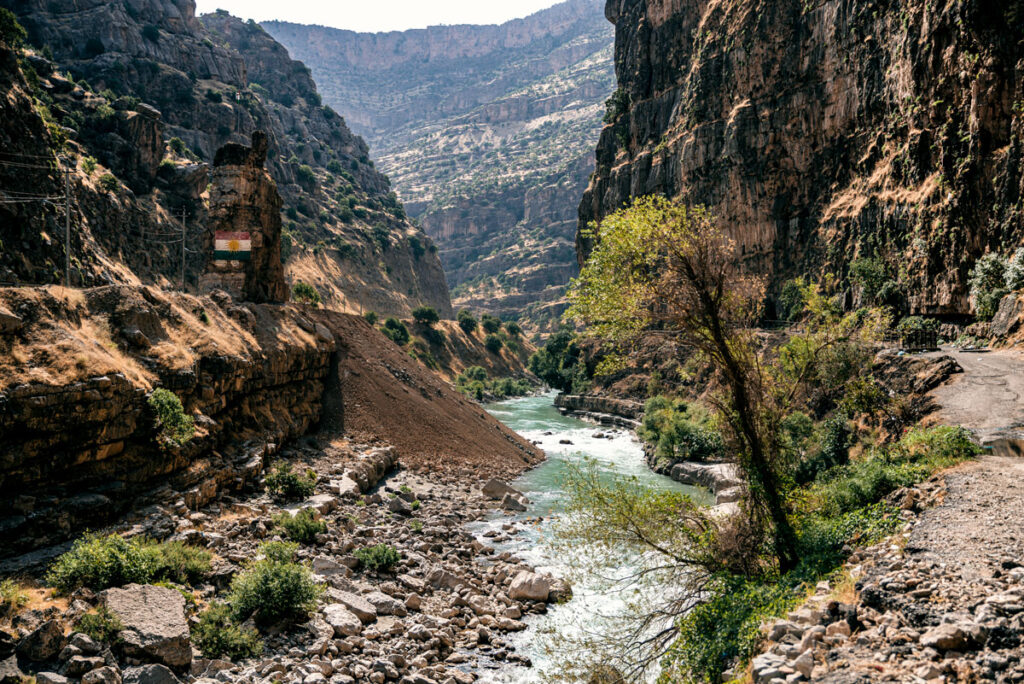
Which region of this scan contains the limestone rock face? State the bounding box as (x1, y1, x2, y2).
(200, 131, 287, 304)
(102, 584, 192, 669)
(579, 0, 1024, 315)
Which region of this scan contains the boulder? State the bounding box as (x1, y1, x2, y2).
(509, 571, 554, 602)
(0, 656, 25, 684)
(365, 591, 407, 617)
(82, 666, 122, 684)
(500, 493, 527, 512)
(102, 584, 191, 668)
(481, 479, 526, 502)
(322, 605, 362, 637)
(920, 623, 968, 651)
(122, 665, 182, 684)
(0, 307, 23, 334)
(325, 590, 376, 624)
(17, 619, 66, 661)
(36, 673, 69, 684)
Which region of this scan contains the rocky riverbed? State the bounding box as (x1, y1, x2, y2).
(0, 436, 565, 684)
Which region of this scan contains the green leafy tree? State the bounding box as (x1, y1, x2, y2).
(228, 542, 323, 626)
(412, 305, 440, 326)
(848, 257, 889, 304)
(363, 311, 378, 325)
(291, 281, 321, 307)
(484, 333, 503, 354)
(1005, 247, 1024, 291)
(969, 252, 1009, 319)
(481, 313, 502, 334)
(457, 309, 478, 333)
(0, 9, 26, 48)
(381, 318, 410, 345)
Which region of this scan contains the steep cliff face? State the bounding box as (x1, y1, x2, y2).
(0, 285, 335, 556)
(580, 0, 1024, 315)
(266, 0, 614, 331)
(1, 0, 452, 317)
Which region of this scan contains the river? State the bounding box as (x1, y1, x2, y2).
(468, 392, 711, 683)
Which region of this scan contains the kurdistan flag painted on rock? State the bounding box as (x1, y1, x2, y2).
(214, 231, 252, 261)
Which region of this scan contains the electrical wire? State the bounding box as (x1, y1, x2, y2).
(0, 151, 61, 160)
(0, 159, 59, 170)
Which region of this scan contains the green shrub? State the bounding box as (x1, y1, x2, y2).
(81, 156, 97, 175)
(457, 309, 478, 334)
(273, 508, 326, 544)
(603, 88, 630, 123)
(381, 318, 409, 346)
(168, 137, 186, 155)
(192, 603, 263, 660)
(481, 314, 502, 334)
(291, 281, 321, 307)
(354, 544, 400, 572)
(849, 257, 889, 304)
(45, 534, 212, 593)
(228, 542, 322, 626)
(640, 396, 724, 464)
(0, 8, 27, 48)
(794, 415, 851, 484)
(76, 607, 124, 644)
(969, 253, 1009, 319)
(363, 311, 378, 325)
(504, 321, 522, 337)
(264, 461, 317, 502)
(46, 534, 158, 593)
(778, 278, 806, 321)
(484, 333, 503, 354)
(412, 305, 440, 326)
(148, 388, 195, 446)
(895, 316, 939, 335)
(0, 579, 27, 619)
(528, 329, 587, 393)
(99, 173, 119, 192)
(409, 520, 423, 532)
(151, 540, 212, 585)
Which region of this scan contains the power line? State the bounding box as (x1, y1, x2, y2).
(0, 159, 58, 170)
(0, 151, 61, 160)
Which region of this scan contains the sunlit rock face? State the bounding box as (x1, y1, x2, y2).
(580, 0, 1024, 315)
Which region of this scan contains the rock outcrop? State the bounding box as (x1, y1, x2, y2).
(0, 285, 334, 557)
(266, 0, 614, 331)
(199, 132, 287, 303)
(102, 584, 191, 670)
(579, 0, 1024, 315)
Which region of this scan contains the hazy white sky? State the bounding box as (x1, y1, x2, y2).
(193, 0, 564, 33)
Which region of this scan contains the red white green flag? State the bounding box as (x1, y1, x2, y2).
(214, 231, 251, 261)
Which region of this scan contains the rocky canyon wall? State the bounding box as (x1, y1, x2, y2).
(580, 0, 1024, 315)
(266, 0, 614, 332)
(0, 285, 334, 557)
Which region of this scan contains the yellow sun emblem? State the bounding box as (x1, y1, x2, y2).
(227, 239, 240, 252)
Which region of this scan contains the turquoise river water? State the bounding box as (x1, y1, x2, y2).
(467, 393, 711, 683)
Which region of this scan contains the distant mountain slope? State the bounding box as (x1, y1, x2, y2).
(1, 0, 451, 317)
(265, 0, 614, 334)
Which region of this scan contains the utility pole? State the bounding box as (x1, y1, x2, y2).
(180, 207, 187, 290)
(63, 160, 71, 288)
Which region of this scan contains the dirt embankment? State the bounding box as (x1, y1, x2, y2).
(314, 311, 543, 480)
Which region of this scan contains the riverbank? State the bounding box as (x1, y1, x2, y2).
(0, 433, 560, 684)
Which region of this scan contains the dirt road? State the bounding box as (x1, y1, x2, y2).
(924, 347, 1024, 443)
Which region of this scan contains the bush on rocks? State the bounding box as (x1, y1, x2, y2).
(265, 461, 317, 502)
(273, 508, 326, 544)
(354, 544, 401, 572)
(457, 308, 478, 333)
(0, 579, 28, 619)
(45, 534, 212, 593)
(192, 603, 263, 660)
(148, 388, 195, 447)
(76, 607, 124, 644)
(228, 542, 323, 626)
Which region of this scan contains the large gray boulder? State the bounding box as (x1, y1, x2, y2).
(325, 589, 376, 624)
(102, 584, 191, 669)
(122, 664, 183, 684)
(509, 571, 553, 602)
(322, 605, 362, 637)
(0, 656, 25, 684)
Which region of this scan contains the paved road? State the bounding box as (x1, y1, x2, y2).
(924, 346, 1024, 445)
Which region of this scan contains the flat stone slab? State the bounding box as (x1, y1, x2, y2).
(103, 584, 191, 669)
